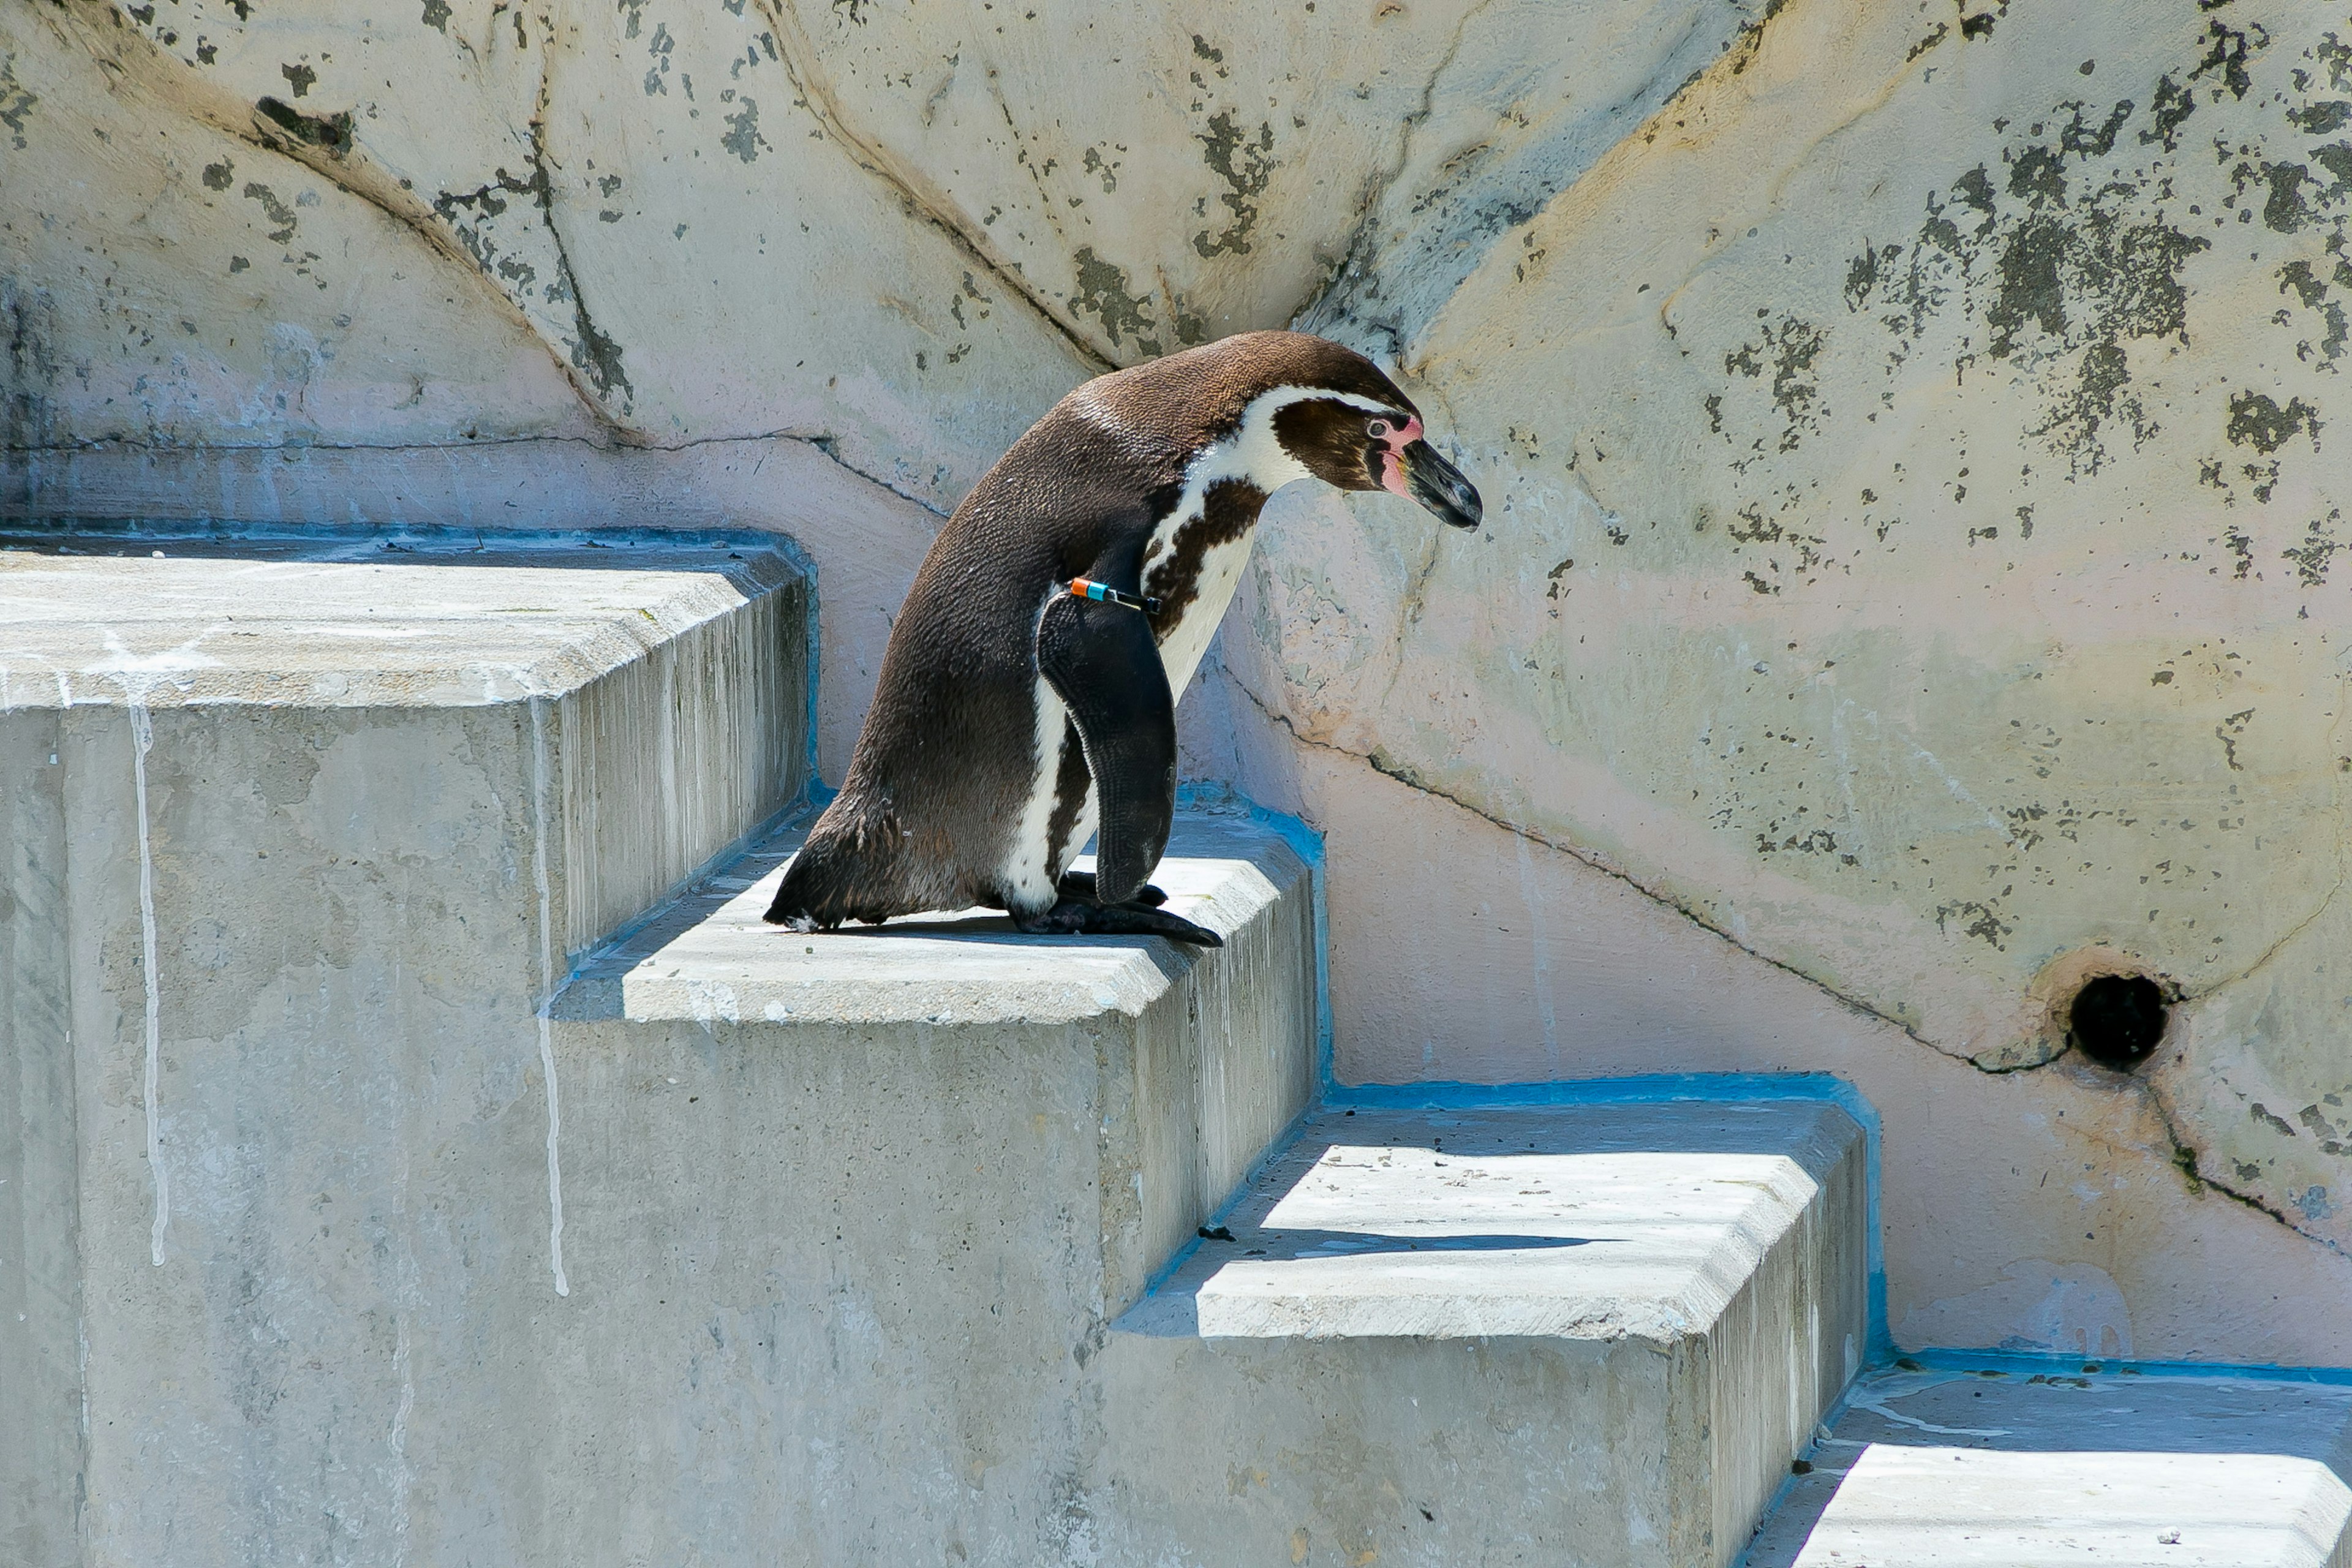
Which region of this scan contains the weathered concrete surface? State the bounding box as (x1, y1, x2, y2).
(0, 526, 810, 951)
(1221, 0, 2352, 1253)
(1104, 1101, 1869, 1568)
(0, 530, 809, 1568)
(2, 0, 1095, 511)
(510, 812, 1315, 1567)
(0, 7, 601, 452)
(1747, 1366, 2352, 1567)
(775, 0, 1770, 365)
(10, 0, 2352, 1360)
(4, 0, 1776, 502)
(1162, 737, 2352, 1366)
(0, 439, 935, 781)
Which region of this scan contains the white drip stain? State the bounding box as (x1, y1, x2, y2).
(528, 695, 570, 1297)
(91, 629, 225, 1267)
(130, 696, 170, 1265)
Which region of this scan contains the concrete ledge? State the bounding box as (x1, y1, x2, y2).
(0, 524, 813, 956)
(559, 811, 1297, 1030)
(0, 526, 811, 1568)
(1748, 1366, 2352, 1567)
(551, 807, 1319, 1320)
(1099, 1100, 1871, 1568)
(496, 810, 1319, 1564)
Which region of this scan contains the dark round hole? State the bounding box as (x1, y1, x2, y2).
(2068, 974, 2168, 1069)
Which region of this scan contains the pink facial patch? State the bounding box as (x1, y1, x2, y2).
(1371, 413, 1423, 497)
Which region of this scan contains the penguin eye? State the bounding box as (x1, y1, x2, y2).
(1366, 419, 1392, 441)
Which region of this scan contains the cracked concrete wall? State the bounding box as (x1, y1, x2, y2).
(6, 0, 2351, 1362)
(1194, 0, 2352, 1363)
(1193, 0, 2352, 1343)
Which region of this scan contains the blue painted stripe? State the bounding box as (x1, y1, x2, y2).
(1888, 1344, 2352, 1387)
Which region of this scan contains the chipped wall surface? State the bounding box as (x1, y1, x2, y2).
(1234, 0, 2352, 1270)
(6, 0, 2351, 1361)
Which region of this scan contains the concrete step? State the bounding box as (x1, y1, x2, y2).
(1746, 1364, 2352, 1567)
(1100, 1098, 1871, 1568)
(0, 524, 812, 1568)
(528, 808, 1319, 1564)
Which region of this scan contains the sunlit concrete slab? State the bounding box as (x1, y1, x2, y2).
(526, 809, 1319, 1565)
(1099, 1099, 1871, 1568)
(0, 524, 811, 1568)
(0, 524, 812, 954)
(1747, 1366, 2352, 1567)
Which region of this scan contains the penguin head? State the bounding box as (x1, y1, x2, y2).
(1268, 386, 1483, 530)
(1082, 331, 1483, 530)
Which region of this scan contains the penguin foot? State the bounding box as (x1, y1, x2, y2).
(1055, 870, 1167, 907)
(1013, 897, 1223, 947)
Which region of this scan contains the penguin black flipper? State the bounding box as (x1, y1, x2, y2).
(1035, 592, 1177, 906)
(1056, 870, 1167, 907)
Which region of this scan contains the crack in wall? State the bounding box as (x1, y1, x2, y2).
(47, 1, 624, 440)
(2184, 873, 2346, 1003)
(1232, 668, 2352, 1260)
(745, 0, 1114, 377)
(1299, 0, 1786, 368)
(521, 28, 631, 415)
(2144, 672, 2352, 1257)
(1224, 671, 1933, 1049)
(1227, 671, 2346, 1255)
(2161, 1112, 2352, 1262)
(1293, 0, 1498, 366)
(3, 428, 949, 518)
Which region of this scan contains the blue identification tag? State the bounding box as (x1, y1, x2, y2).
(1068, 578, 1163, 615)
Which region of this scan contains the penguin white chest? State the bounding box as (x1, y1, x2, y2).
(1148, 529, 1256, 698)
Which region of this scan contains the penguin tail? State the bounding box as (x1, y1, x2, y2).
(761, 792, 907, 929)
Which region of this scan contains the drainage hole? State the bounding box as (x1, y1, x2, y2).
(2068, 973, 2168, 1070)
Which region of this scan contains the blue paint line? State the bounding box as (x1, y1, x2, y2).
(1888, 1344, 2352, 1387)
(754, 526, 826, 799)
(1328, 1072, 1894, 1359)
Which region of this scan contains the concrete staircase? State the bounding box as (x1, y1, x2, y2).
(3, 522, 2346, 1567)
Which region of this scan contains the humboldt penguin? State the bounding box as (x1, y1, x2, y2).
(763, 329, 1482, 945)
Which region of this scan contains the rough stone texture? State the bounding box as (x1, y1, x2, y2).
(8, 0, 2351, 1359)
(0, 531, 810, 1568)
(0, 7, 600, 452)
(1104, 1100, 1869, 1568)
(2, 1, 1094, 510)
(1747, 1365, 2352, 1567)
(1226, 0, 2352, 1253)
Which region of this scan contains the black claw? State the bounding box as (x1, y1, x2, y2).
(1056, 870, 1168, 908)
(1013, 897, 1222, 946)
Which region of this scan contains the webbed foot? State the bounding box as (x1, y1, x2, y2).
(1055, 870, 1168, 907)
(1012, 895, 1222, 947)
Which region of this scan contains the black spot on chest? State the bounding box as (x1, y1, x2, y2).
(1143, 478, 1267, 640)
(1044, 729, 1092, 875)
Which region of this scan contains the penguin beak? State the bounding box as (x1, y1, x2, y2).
(1401, 440, 1482, 530)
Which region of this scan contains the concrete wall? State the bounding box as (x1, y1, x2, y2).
(6, 0, 2349, 1363)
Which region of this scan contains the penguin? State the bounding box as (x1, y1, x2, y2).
(764, 330, 1482, 946)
